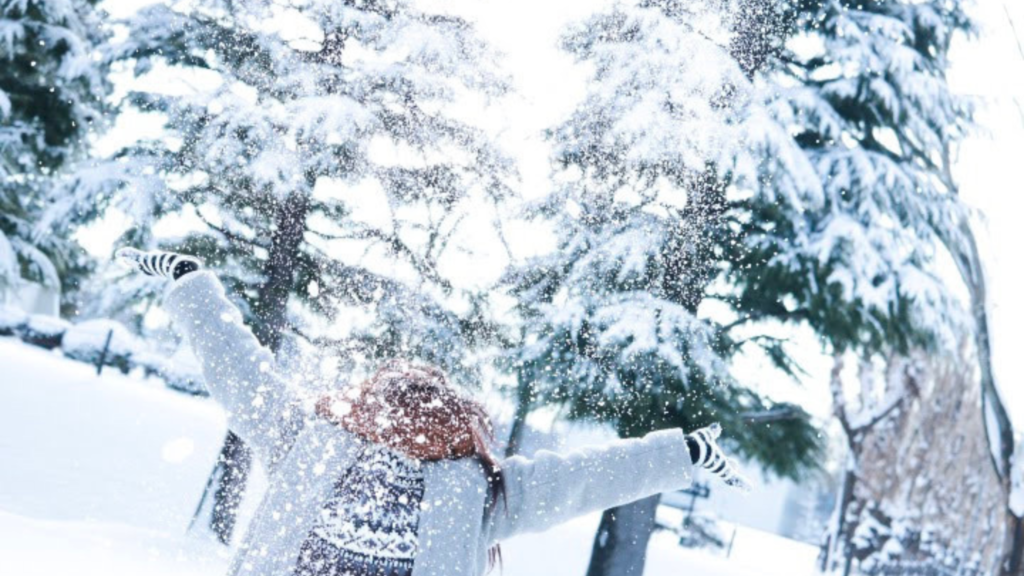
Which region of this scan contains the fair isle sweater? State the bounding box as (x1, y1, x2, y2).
(163, 271, 695, 576)
(295, 445, 424, 576)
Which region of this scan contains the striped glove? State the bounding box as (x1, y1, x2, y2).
(115, 248, 202, 281)
(686, 423, 751, 492)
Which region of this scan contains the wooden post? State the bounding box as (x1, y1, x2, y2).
(726, 526, 737, 558)
(187, 458, 221, 533)
(96, 329, 113, 375)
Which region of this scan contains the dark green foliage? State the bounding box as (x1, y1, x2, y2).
(0, 0, 112, 303)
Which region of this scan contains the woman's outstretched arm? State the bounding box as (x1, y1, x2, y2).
(117, 248, 304, 468)
(485, 428, 691, 542)
(485, 424, 748, 543)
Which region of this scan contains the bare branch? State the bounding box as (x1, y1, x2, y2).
(197, 212, 266, 248)
(830, 354, 855, 447)
(851, 397, 904, 435)
(1006, 3, 1024, 64)
(308, 224, 453, 292)
(741, 407, 802, 424)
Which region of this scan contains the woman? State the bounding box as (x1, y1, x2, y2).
(116, 248, 748, 576)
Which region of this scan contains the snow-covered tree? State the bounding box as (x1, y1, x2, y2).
(725, 0, 1024, 570)
(767, 1, 987, 571)
(502, 1, 825, 574)
(105, 0, 513, 543)
(764, 0, 971, 357)
(503, 0, 978, 573)
(0, 0, 111, 306)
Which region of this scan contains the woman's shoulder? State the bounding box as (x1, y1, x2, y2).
(419, 457, 491, 524)
(271, 417, 363, 466)
(421, 455, 486, 474)
(421, 456, 489, 491)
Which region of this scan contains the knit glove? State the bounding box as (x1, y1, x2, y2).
(685, 423, 751, 492)
(115, 248, 202, 281)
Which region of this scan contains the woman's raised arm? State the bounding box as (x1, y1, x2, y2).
(117, 248, 304, 468)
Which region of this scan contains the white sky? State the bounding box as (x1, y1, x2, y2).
(87, 0, 1024, 424)
(949, 1, 1024, 426)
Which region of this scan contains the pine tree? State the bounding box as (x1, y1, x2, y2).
(781, 1, 1024, 571)
(106, 0, 513, 543)
(502, 1, 824, 574)
(503, 0, 975, 573)
(765, 0, 971, 356)
(768, 1, 981, 571)
(0, 0, 111, 308)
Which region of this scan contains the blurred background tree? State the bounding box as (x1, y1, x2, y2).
(770, 0, 997, 572)
(500, 0, 979, 573)
(102, 0, 515, 543)
(0, 0, 112, 312)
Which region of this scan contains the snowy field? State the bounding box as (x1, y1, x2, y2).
(0, 337, 818, 575)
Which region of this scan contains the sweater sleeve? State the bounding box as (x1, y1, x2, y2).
(484, 428, 693, 543)
(164, 271, 304, 468)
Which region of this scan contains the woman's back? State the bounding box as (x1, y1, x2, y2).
(295, 444, 425, 576)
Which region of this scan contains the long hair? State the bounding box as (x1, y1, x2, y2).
(315, 359, 506, 570)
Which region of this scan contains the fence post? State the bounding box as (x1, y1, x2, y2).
(96, 329, 114, 375)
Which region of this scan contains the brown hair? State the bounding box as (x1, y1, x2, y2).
(315, 359, 506, 569)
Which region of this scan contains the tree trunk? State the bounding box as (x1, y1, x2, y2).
(941, 216, 1021, 575)
(585, 495, 661, 576)
(207, 192, 309, 544)
(821, 355, 861, 574)
(956, 219, 1013, 475)
(505, 368, 532, 457)
(209, 430, 252, 544)
(834, 468, 857, 576)
(253, 192, 310, 351)
(1005, 517, 1024, 576)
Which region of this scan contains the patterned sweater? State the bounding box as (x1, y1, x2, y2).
(294, 445, 425, 576)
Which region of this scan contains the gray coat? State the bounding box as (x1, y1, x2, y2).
(165, 271, 694, 576)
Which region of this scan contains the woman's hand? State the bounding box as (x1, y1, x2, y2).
(686, 423, 752, 492)
(115, 247, 202, 280)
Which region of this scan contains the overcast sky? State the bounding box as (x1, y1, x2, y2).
(949, 1, 1024, 426)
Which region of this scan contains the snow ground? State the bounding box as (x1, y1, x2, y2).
(0, 337, 818, 575)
